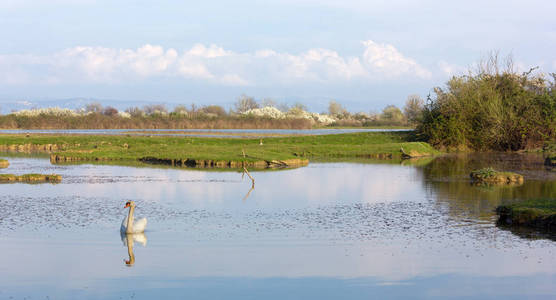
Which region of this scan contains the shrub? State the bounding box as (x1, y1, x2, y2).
(201, 105, 227, 117)
(417, 55, 556, 151)
(102, 106, 118, 117)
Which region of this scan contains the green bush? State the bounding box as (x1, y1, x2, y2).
(417, 57, 556, 151)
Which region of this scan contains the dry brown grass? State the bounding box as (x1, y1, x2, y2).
(0, 114, 313, 130)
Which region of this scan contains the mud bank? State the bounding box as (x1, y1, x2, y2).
(50, 154, 309, 169)
(0, 173, 62, 183)
(0, 159, 8, 168)
(0, 143, 63, 152)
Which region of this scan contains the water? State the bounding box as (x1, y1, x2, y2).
(0, 154, 555, 299)
(0, 128, 409, 138)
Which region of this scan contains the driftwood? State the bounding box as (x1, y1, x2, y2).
(241, 149, 255, 201)
(243, 166, 255, 188)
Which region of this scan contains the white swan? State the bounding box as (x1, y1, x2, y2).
(121, 201, 147, 233)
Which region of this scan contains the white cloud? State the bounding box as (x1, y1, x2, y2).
(187, 44, 232, 58)
(362, 40, 432, 79)
(53, 45, 178, 79)
(0, 40, 431, 86)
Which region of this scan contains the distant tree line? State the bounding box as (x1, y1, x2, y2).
(0, 94, 421, 129)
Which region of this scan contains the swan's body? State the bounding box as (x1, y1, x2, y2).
(120, 201, 147, 233)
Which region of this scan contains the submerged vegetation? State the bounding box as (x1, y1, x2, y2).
(417, 54, 556, 151)
(0, 132, 437, 168)
(497, 198, 556, 231)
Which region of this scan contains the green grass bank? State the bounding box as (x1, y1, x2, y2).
(0, 132, 437, 168)
(496, 199, 556, 231)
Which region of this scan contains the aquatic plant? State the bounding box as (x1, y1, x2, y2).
(471, 167, 496, 178)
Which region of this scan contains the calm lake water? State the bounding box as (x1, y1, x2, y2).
(0, 154, 555, 299)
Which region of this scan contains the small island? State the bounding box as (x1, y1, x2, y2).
(0, 159, 8, 168)
(470, 167, 524, 185)
(0, 173, 62, 183)
(496, 199, 556, 232)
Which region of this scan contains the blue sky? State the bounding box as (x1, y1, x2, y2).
(0, 0, 554, 112)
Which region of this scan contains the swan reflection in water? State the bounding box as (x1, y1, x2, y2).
(120, 232, 147, 266)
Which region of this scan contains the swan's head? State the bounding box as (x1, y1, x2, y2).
(124, 201, 136, 208)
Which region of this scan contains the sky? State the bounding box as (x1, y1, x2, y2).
(0, 0, 554, 112)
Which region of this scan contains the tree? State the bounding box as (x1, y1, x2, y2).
(102, 106, 118, 117)
(328, 100, 347, 116)
(85, 102, 102, 114)
(288, 102, 307, 116)
(143, 104, 167, 115)
(125, 106, 144, 117)
(201, 105, 227, 117)
(234, 94, 259, 113)
(172, 105, 188, 116)
(381, 105, 405, 124)
(403, 94, 424, 124)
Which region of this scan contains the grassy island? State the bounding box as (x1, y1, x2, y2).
(0, 131, 437, 169)
(0, 158, 8, 168)
(0, 173, 62, 183)
(470, 167, 524, 185)
(496, 199, 556, 231)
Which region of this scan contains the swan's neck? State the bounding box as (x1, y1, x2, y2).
(125, 234, 135, 265)
(126, 206, 135, 233)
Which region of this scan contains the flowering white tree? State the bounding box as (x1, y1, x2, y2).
(11, 107, 81, 117)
